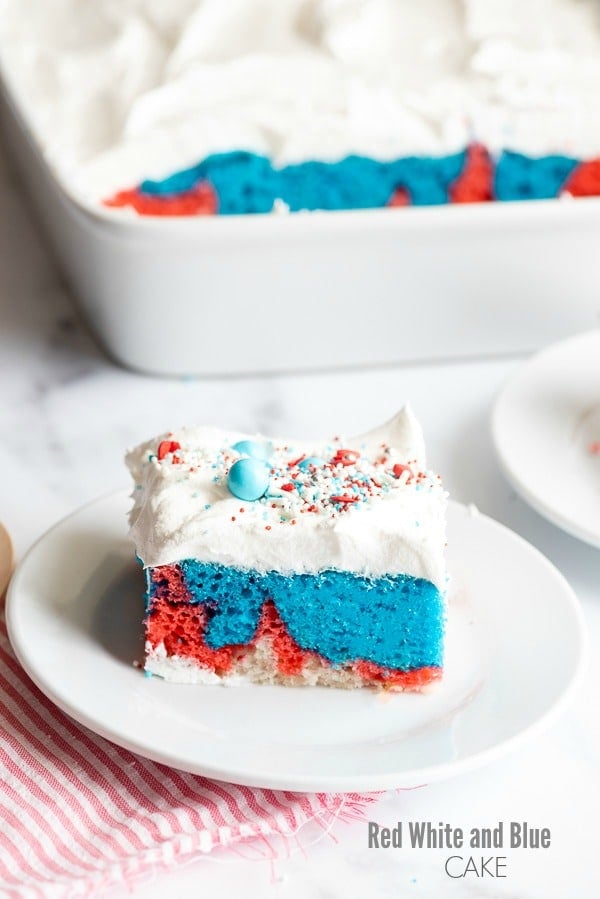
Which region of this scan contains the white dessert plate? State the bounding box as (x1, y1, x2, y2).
(493, 330, 600, 548)
(6, 492, 585, 792)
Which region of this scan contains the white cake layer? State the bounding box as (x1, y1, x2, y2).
(126, 406, 447, 589)
(144, 640, 439, 691)
(1, 0, 600, 202)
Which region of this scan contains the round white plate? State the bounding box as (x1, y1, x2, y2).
(6, 492, 585, 792)
(493, 330, 600, 548)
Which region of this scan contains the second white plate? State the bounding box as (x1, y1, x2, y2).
(6, 492, 586, 791)
(493, 330, 600, 548)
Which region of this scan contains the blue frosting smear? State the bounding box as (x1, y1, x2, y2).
(137, 148, 581, 214)
(154, 559, 446, 670)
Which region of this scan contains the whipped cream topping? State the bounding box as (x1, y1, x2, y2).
(126, 406, 447, 588)
(2, 1, 600, 203)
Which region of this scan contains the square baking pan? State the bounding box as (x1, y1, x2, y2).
(2, 65, 599, 377)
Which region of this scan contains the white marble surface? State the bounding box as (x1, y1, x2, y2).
(1, 137, 599, 898)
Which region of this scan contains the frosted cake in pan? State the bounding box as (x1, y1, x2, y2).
(126, 408, 447, 691)
(2, 0, 600, 214)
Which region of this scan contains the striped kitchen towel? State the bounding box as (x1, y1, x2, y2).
(0, 615, 378, 899)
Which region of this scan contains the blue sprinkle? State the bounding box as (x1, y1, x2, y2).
(204, 503, 211, 509)
(231, 439, 273, 461)
(298, 456, 326, 470)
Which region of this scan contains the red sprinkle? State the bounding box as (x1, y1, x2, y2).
(330, 494, 360, 504)
(393, 463, 412, 479)
(157, 440, 181, 461)
(265, 525, 272, 531)
(288, 455, 305, 468)
(332, 448, 360, 467)
(281, 483, 295, 492)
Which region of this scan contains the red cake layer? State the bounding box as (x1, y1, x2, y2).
(105, 182, 217, 216)
(449, 143, 494, 204)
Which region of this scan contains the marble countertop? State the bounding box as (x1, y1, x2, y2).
(1, 138, 598, 898)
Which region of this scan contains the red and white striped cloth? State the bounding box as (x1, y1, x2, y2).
(0, 614, 378, 898)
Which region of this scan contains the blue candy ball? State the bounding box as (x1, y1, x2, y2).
(298, 456, 325, 470)
(231, 439, 272, 461)
(227, 458, 270, 501)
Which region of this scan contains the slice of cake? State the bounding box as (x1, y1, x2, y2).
(126, 407, 447, 691)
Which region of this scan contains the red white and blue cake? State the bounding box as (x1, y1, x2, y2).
(126, 407, 447, 691)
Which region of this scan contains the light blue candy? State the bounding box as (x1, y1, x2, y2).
(231, 439, 272, 461)
(298, 456, 325, 470)
(227, 458, 270, 501)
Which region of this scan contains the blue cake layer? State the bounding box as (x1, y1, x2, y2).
(148, 560, 445, 671)
(494, 151, 578, 201)
(139, 150, 466, 212)
(136, 148, 581, 214)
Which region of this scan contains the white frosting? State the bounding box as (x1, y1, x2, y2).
(126, 406, 447, 589)
(2, 0, 600, 202)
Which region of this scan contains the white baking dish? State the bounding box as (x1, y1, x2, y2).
(2, 68, 600, 377)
